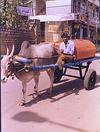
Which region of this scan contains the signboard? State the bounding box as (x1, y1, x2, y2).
(17, 6, 33, 16)
(89, 18, 96, 27)
(48, 25, 58, 32)
(79, 14, 87, 22)
(29, 13, 75, 22)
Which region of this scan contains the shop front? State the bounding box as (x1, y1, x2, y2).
(89, 18, 97, 43)
(29, 13, 75, 42)
(71, 22, 80, 39)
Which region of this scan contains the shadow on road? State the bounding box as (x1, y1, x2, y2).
(96, 75, 100, 84)
(12, 111, 89, 132)
(93, 74, 100, 90)
(12, 111, 47, 122)
(25, 78, 83, 106)
(25, 74, 100, 106)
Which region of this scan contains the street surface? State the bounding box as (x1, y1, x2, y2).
(1, 59, 100, 132)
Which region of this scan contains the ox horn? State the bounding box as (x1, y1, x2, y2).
(7, 47, 9, 55)
(8, 44, 15, 58)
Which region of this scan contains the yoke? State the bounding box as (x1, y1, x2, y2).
(14, 54, 100, 90)
(14, 55, 100, 70)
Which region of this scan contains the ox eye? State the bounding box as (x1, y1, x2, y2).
(9, 58, 13, 62)
(8, 62, 10, 65)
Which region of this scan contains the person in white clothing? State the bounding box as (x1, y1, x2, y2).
(60, 40, 75, 55)
(56, 32, 75, 69)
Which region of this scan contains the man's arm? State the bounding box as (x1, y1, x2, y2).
(59, 43, 64, 53)
(60, 49, 64, 53)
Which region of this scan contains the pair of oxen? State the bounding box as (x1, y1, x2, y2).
(1, 41, 60, 105)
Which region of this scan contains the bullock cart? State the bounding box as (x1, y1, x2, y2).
(54, 55, 100, 90)
(14, 39, 100, 91)
(15, 55, 100, 91)
(2, 40, 99, 105)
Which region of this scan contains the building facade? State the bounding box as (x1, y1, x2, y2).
(30, 0, 100, 43)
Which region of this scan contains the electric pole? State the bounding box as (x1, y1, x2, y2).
(86, 0, 90, 40)
(32, 0, 36, 16)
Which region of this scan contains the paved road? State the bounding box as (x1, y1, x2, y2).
(1, 59, 100, 132)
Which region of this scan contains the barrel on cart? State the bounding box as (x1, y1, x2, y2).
(54, 39, 98, 90)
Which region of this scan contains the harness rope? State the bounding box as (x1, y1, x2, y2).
(7, 47, 61, 78)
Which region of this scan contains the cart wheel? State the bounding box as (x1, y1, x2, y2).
(84, 69, 96, 90)
(54, 67, 63, 83)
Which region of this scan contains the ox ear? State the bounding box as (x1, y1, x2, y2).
(8, 45, 15, 58)
(7, 47, 9, 55)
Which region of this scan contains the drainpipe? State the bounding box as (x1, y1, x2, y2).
(32, 0, 36, 16)
(99, 0, 100, 22)
(96, 0, 100, 45)
(98, 0, 100, 46)
(86, 0, 90, 40)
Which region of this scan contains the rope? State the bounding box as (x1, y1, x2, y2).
(31, 64, 58, 71)
(8, 56, 100, 73)
(29, 56, 100, 71)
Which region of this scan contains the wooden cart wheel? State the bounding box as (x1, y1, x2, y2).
(54, 67, 63, 83)
(84, 69, 96, 90)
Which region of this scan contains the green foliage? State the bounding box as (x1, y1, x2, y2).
(0, 0, 27, 28)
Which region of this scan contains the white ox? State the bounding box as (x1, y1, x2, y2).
(1, 41, 58, 105)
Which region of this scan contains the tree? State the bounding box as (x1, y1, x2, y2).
(0, 0, 27, 29)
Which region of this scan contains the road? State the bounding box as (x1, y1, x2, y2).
(1, 59, 100, 132)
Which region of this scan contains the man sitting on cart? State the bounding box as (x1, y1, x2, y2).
(56, 32, 75, 69)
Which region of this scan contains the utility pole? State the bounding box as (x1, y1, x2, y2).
(32, 0, 36, 16)
(86, 0, 90, 40)
(98, 0, 100, 46)
(98, 0, 100, 47)
(96, 0, 100, 45)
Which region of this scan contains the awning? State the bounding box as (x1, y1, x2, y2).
(29, 13, 75, 22)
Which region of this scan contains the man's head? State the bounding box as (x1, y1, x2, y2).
(61, 32, 69, 44)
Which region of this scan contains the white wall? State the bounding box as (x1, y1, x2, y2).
(46, 0, 72, 15)
(46, 0, 71, 6)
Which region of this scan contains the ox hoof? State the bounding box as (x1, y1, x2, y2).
(33, 92, 41, 98)
(34, 89, 40, 97)
(46, 89, 52, 96)
(19, 102, 25, 106)
(37, 94, 42, 98)
(20, 100, 26, 106)
(34, 88, 38, 93)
